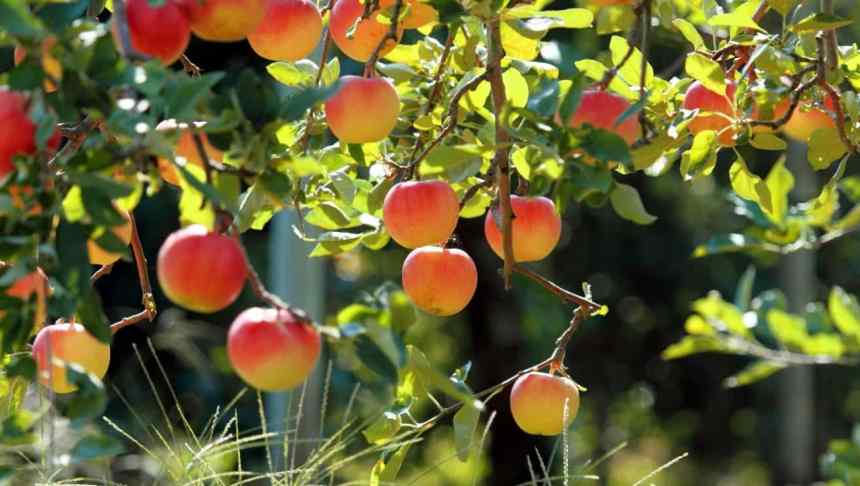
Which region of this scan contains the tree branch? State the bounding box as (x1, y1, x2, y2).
(512, 265, 602, 312)
(486, 18, 514, 290)
(89, 263, 113, 284)
(363, 0, 402, 77)
(301, 24, 334, 151)
(110, 212, 156, 334)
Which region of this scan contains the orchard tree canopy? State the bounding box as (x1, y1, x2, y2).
(3, 0, 860, 483)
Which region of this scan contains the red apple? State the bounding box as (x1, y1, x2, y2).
(324, 75, 400, 143)
(14, 37, 62, 92)
(156, 120, 224, 186)
(227, 307, 321, 391)
(0, 90, 37, 180)
(564, 89, 640, 145)
(329, 0, 402, 62)
(88, 211, 134, 266)
(157, 224, 248, 313)
(185, 0, 267, 42)
(484, 195, 562, 263)
(783, 96, 838, 143)
(683, 80, 737, 146)
(510, 372, 580, 436)
(383, 180, 459, 249)
(32, 322, 111, 394)
(115, 0, 191, 65)
(248, 0, 323, 61)
(401, 246, 477, 316)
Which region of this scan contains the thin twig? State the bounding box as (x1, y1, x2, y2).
(408, 30, 455, 164)
(486, 18, 514, 290)
(89, 264, 114, 284)
(512, 265, 601, 311)
(180, 55, 201, 77)
(244, 260, 312, 324)
(110, 309, 152, 334)
(363, 0, 403, 77)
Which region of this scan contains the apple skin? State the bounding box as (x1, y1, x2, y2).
(510, 372, 580, 436)
(0, 90, 37, 180)
(484, 195, 562, 263)
(783, 96, 838, 143)
(564, 89, 640, 145)
(683, 81, 737, 146)
(156, 120, 224, 186)
(14, 37, 62, 92)
(184, 0, 267, 42)
(401, 246, 477, 316)
(324, 75, 400, 144)
(32, 323, 111, 394)
(157, 224, 249, 313)
(116, 0, 191, 65)
(248, 0, 322, 61)
(88, 211, 134, 266)
(329, 0, 402, 62)
(383, 180, 459, 249)
(227, 307, 321, 391)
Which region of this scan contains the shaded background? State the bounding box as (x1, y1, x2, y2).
(81, 1, 860, 484)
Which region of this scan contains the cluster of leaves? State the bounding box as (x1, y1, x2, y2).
(664, 266, 860, 388)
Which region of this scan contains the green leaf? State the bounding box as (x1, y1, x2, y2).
(70, 434, 124, 462)
(370, 443, 412, 484)
(609, 35, 653, 89)
(504, 6, 593, 29)
(729, 153, 772, 213)
(750, 132, 787, 151)
(280, 82, 341, 121)
(609, 183, 657, 225)
(404, 346, 483, 408)
(694, 292, 751, 338)
(734, 265, 757, 311)
(791, 13, 853, 33)
(60, 365, 108, 428)
(502, 68, 529, 108)
(0, 0, 44, 38)
(767, 309, 808, 349)
(805, 157, 845, 227)
(354, 335, 399, 385)
(708, 0, 765, 31)
(453, 402, 481, 461)
(363, 411, 402, 445)
(662, 335, 727, 359)
(808, 128, 847, 171)
(829, 287, 860, 340)
(267, 60, 318, 87)
(681, 130, 718, 180)
(672, 19, 704, 49)
(685, 54, 726, 96)
(767, 0, 798, 16)
(764, 158, 795, 224)
(421, 145, 484, 183)
(723, 361, 786, 388)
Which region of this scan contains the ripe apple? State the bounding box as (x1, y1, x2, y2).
(248, 0, 322, 61)
(14, 37, 62, 92)
(329, 0, 403, 62)
(510, 372, 580, 436)
(783, 96, 838, 143)
(32, 322, 111, 394)
(484, 195, 562, 263)
(563, 89, 640, 145)
(157, 224, 249, 313)
(324, 75, 400, 143)
(185, 0, 267, 42)
(0, 90, 38, 180)
(227, 307, 321, 391)
(683, 80, 737, 146)
(156, 120, 224, 186)
(401, 246, 477, 316)
(115, 0, 191, 65)
(383, 180, 459, 249)
(88, 211, 134, 266)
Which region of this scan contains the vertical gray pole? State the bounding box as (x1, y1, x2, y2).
(777, 140, 817, 483)
(266, 210, 325, 470)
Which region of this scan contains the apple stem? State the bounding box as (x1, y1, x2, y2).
(89, 263, 114, 284)
(179, 55, 201, 77)
(363, 0, 403, 78)
(486, 18, 515, 290)
(245, 260, 313, 324)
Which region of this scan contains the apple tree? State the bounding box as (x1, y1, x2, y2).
(1, 0, 860, 482)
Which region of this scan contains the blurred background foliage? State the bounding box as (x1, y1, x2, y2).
(7, 0, 860, 485)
